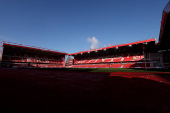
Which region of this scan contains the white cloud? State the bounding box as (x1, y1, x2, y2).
(87, 37, 99, 49)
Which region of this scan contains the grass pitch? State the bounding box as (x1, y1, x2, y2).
(33, 68, 170, 72)
(0, 68, 170, 113)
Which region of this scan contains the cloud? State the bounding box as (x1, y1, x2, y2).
(87, 37, 99, 49)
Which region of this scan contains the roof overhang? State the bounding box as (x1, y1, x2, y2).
(2, 43, 67, 56)
(68, 39, 156, 56)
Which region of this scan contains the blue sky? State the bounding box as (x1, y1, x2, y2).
(0, 0, 168, 54)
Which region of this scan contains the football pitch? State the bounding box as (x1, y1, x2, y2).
(33, 67, 170, 72)
(0, 68, 170, 113)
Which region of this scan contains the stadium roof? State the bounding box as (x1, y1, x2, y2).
(1, 41, 67, 56)
(158, 1, 170, 49)
(68, 39, 156, 56)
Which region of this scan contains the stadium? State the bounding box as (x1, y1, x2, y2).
(0, 1, 170, 69)
(0, 1, 170, 113)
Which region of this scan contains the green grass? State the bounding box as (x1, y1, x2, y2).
(31, 68, 170, 72)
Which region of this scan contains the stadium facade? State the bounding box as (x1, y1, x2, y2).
(0, 1, 170, 69)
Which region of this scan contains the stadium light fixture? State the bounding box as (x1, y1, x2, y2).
(104, 49, 106, 51)
(116, 47, 118, 49)
(143, 42, 148, 44)
(88, 52, 90, 53)
(81, 53, 83, 54)
(129, 45, 132, 47)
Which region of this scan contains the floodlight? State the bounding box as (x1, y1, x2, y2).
(116, 47, 118, 49)
(88, 52, 90, 53)
(129, 45, 132, 47)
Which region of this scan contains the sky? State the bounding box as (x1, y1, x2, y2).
(0, 0, 169, 54)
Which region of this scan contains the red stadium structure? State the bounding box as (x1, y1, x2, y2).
(0, 1, 170, 69)
(68, 39, 159, 68)
(158, 1, 170, 49)
(0, 42, 67, 68)
(157, 1, 170, 68)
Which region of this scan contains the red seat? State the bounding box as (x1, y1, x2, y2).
(110, 64, 122, 68)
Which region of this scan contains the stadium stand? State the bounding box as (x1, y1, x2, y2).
(74, 52, 145, 65)
(158, 1, 170, 50)
(68, 39, 158, 68)
(0, 42, 67, 68)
